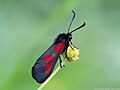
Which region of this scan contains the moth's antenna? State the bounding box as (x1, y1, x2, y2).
(68, 10, 76, 33)
(70, 22, 86, 33)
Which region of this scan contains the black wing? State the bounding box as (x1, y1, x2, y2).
(32, 42, 65, 83)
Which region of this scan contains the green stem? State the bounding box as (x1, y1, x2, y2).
(37, 62, 65, 90)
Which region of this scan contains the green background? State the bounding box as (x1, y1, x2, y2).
(0, 0, 120, 90)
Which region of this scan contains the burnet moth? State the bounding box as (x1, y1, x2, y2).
(32, 10, 86, 83)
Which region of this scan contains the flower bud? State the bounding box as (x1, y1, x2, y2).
(62, 45, 80, 61)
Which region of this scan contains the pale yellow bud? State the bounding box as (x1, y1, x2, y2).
(62, 45, 80, 61)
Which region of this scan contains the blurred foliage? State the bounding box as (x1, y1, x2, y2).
(0, 0, 120, 90)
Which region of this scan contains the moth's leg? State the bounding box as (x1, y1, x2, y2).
(65, 48, 69, 61)
(69, 44, 74, 51)
(59, 55, 65, 68)
(70, 41, 78, 49)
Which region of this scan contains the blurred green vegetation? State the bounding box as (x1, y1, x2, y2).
(0, 0, 120, 90)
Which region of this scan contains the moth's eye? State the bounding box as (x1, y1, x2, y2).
(69, 35, 72, 39)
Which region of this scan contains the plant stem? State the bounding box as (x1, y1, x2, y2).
(37, 63, 65, 90)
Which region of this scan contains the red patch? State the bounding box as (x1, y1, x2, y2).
(43, 55, 53, 62)
(51, 58, 56, 62)
(54, 42, 65, 53)
(44, 64, 51, 73)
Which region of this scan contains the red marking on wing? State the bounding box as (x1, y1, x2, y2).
(51, 58, 56, 62)
(44, 64, 51, 73)
(43, 55, 56, 62)
(43, 55, 53, 62)
(54, 42, 65, 53)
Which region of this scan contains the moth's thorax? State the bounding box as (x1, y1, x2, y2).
(54, 33, 72, 44)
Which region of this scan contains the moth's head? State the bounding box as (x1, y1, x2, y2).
(65, 33, 72, 42)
